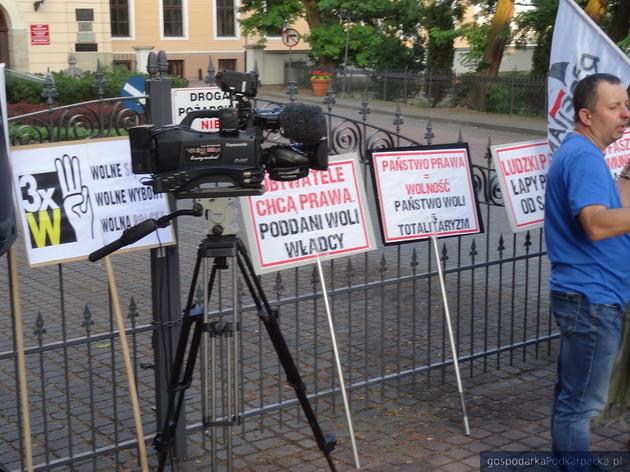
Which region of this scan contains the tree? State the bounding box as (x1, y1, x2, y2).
(464, 0, 515, 108)
(514, 0, 629, 76)
(423, 0, 465, 105)
(584, 0, 609, 23)
(239, 0, 424, 69)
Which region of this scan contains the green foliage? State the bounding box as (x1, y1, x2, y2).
(6, 75, 44, 103)
(239, 0, 303, 41)
(6, 66, 188, 105)
(485, 82, 511, 113)
(240, 0, 424, 69)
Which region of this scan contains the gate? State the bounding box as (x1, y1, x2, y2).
(0, 57, 553, 471)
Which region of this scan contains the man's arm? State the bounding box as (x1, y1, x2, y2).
(579, 204, 630, 240)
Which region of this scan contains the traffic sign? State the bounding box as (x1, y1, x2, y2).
(120, 76, 145, 114)
(171, 87, 231, 130)
(281, 29, 300, 48)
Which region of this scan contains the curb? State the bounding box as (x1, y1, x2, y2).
(259, 90, 548, 138)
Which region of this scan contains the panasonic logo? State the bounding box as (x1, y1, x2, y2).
(226, 143, 248, 148)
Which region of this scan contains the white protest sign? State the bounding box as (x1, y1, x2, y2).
(492, 129, 630, 233)
(11, 137, 175, 266)
(241, 153, 376, 274)
(490, 140, 551, 232)
(171, 86, 231, 130)
(370, 145, 482, 243)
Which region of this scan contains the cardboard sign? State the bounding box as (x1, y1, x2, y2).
(11, 138, 175, 266)
(370, 144, 482, 244)
(490, 140, 551, 232)
(171, 87, 231, 130)
(30, 24, 50, 45)
(241, 153, 376, 274)
(491, 129, 630, 233)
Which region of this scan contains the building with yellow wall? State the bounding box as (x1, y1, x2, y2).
(0, 0, 310, 83)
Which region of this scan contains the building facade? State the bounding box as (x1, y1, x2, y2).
(0, 0, 309, 83)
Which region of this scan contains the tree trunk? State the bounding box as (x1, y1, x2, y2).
(465, 0, 515, 109)
(584, 0, 609, 24)
(300, 0, 334, 66)
(607, 1, 630, 42)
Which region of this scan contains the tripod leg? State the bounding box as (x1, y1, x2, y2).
(236, 241, 337, 472)
(155, 247, 220, 471)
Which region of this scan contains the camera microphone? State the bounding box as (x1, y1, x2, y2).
(279, 103, 327, 145)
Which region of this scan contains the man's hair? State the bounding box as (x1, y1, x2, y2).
(573, 73, 622, 124)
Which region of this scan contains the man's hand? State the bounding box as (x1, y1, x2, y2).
(54, 154, 94, 239)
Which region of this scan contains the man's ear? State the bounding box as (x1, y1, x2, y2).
(578, 108, 592, 126)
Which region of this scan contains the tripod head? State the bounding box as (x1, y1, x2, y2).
(88, 197, 240, 262)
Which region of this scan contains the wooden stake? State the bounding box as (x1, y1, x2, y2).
(104, 256, 149, 472)
(8, 245, 33, 472)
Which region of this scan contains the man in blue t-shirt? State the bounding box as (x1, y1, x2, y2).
(545, 73, 630, 466)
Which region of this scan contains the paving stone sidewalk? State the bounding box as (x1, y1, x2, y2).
(178, 346, 629, 471)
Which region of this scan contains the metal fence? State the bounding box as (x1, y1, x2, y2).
(1, 63, 554, 471)
(286, 63, 548, 117)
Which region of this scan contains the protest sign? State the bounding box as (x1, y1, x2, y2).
(490, 140, 551, 232)
(241, 153, 376, 274)
(492, 129, 630, 233)
(171, 86, 231, 130)
(369, 144, 482, 244)
(11, 137, 174, 266)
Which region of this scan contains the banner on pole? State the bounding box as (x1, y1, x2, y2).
(548, 0, 630, 153)
(241, 153, 377, 274)
(369, 144, 482, 244)
(10, 138, 175, 266)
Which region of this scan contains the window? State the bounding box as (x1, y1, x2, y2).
(168, 60, 184, 78)
(110, 0, 130, 37)
(163, 0, 183, 37)
(218, 59, 236, 71)
(216, 0, 235, 37)
(113, 60, 132, 70)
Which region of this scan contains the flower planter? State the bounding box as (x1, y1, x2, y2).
(310, 78, 330, 96)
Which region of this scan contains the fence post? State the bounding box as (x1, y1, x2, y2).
(403, 66, 408, 100)
(383, 68, 388, 101)
(145, 50, 187, 460)
(510, 74, 515, 115)
(41, 69, 57, 143)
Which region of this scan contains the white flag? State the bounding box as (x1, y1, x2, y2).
(548, 0, 630, 153)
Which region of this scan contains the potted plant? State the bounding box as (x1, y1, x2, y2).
(310, 70, 331, 96)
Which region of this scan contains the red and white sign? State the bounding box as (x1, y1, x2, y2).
(171, 87, 231, 130)
(30, 24, 50, 45)
(604, 129, 630, 179)
(241, 153, 376, 274)
(491, 140, 551, 232)
(370, 146, 481, 243)
(281, 28, 300, 48)
(492, 129, 630, 233)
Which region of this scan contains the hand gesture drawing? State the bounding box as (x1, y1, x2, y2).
(55, 154, 94, 239)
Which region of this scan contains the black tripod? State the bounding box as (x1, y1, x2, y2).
(153, 201, 337, 471)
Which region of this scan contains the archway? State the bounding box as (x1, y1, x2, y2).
(0, 8, 9, 68)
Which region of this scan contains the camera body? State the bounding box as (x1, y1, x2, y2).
(129, 71, 328, 198)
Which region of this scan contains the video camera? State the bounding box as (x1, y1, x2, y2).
(129, 70, 329, 198)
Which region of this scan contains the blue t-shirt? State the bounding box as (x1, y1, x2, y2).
(545, 133, 630, 308)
